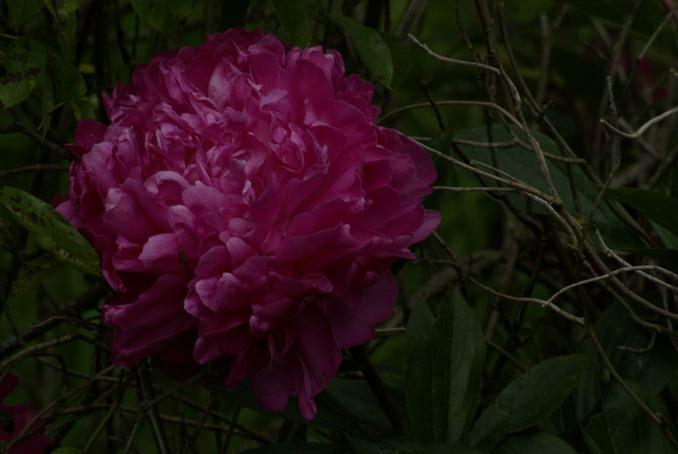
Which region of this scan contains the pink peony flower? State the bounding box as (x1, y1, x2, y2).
(58, 29, 438, 418)
(0, 375, 51, 453)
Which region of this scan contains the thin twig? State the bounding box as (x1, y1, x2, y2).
(432, 231, 470, 300)
(471, 278, 585, 325)
(434, 185, 517, 193)
(414, 139, 557, 203)
(0, 164, 70, 178)
(220, 406, 242, 454)
(134, 364, 170, 454)
(408, 33, 501, 75)
(596, 231, 678, 292)
(0, 333, 85, 371)
(600, 106, 678, 139)
(487, 340, 527, 372)
(380, 100, 522, 128)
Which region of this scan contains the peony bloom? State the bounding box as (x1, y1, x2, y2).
(0, 375, 51, 453)
(57, 29, 438, 418)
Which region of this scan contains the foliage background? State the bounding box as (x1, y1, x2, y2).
(0, 0, 677, 452)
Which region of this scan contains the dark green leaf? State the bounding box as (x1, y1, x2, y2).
(582, 413, 612, 454)
(50, 448, 84, 454)
(670, 166, 678, 200)
(451, 125, 643, 250)
(0, 79, 36, 109)
(617, 248, 678, 270)
(453, 126, 614, 221)
(349, 437, 487, 454)
(7, 0, 43, 28)
(43, 0, 81, 21)
(596, 220, 648, 251)
(425, 447, 486, 454)
(407, 294, 486, 444)
(406, 298, 436, 442)
(328, 14, 393, 87)
(130, 0, 193, 33)
(39, 70, 55, 121)
(0, 187, 99, 275)
(324, 379, 390, 430)
(243, 443, 341, 454)
(273, 0, 312, 47)
(549, 353, 601, 434)
(54, 9, 78, 59)
(584, 384, 677, 454)
(56, 0, 82, 15)
(468, 354, 590, 450)
(217, 378, 384, 436)
(594, 303, 677, 396)
(383, 35, 414, 88)
(606, 188, 678, 237)
(435, 296, 486, 443)
(0, 39, 47, 108)
(10, 254, 60, 296)
(494, 432, 578, 454)
(48, 53, 86, 104)
(2, 39, 47, 72)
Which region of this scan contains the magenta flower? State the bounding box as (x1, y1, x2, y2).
(58, 29, 438, 418)
(0, 375, 51, 453)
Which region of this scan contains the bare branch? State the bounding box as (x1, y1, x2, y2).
(601, 106, 678, 139)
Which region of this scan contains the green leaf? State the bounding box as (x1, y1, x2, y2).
(549, 353, 601, 434)
(42, 0, 81, 18)
(2, 39, 47, 74)
(0, 39, 47, 108)
(243, 443, 341, 454)
(10, 254, 60, 296)
(349, 437, 487, 454)
(7, 0, 43, 28)
(130, 0, 193, 33)
(216, 378, 385, 436)
(468, 354, 590, 450)
(450, 125, 643, 250)
(324, 379, 390, 431)
(328, 14, 393, 87)
(605, 188, 678, 237)
(0, 79, 36, 109)
(406, 298, 436, 442)
(406, 294, 486, 444)
(435, 296, 486, 443)
(595, 303, 677, 396)
(273, 0, 312, 47)
(51, 449, 84, 454)
(48, 52, 86, 104)
(453, 126, 611, 220)
(54, 8, 78, 59)
(582, 414, 612, 454)
(383, 35, 414, 89)
(494, 431, 578, 454)
(38, 69, 56, 122)
(584, 384, 677, 454)
(670, 166, 678, 200)
(0, 187, 99, 275)
(427, 448, 486, 454)
(57, 0, 82, 15)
